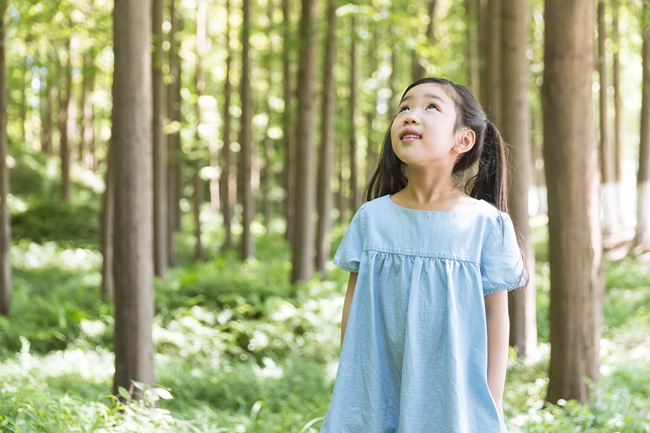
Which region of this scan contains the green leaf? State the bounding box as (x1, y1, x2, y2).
(118, 386, 130, 400)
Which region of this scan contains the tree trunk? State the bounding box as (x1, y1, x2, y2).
(478, 0, 489, 106)
(41, 70, 54, 154)
(240, 0, 254, 260)
(316, 0, 337, 272)
(349, 15, 359, 214)
(112, 0, 155, 395)
(282, 0, 295, 244)
(612, 2, 623, 202)
(194, 0, 206, 262)
(337, 138, 346, 223)
(152, 0, 168, 277)
(543, 0, 603, 404)
(466, 0, 480, 95)
(220, 0, 234, 249)
(20, 57, 27, 144)
(193, 164, 204, 261)
(81, 53, 96, 170)
(389, 24, 399, 114)
(637, 24, 650, 246)
(0, 0, 11, 317)
(365, 27, 379, 189)
(60, 40, 75, 202)
(291, 0, 319, 283)
(501, 0, 536, 358)
(598, 0, 617, 234)
(485, 0, 501, 125)
(101, 138, 115, 299)
(167, 0, 182, 266)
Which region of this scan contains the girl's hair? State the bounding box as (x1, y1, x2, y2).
(365, 77, 508, 212)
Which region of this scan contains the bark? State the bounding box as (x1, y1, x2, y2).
(337, 138, 346, 224)
(466, 0, 480, 95)
(20, 57, 27, 143)
(316, 0, 337, 272)
(153, 0, 168, 277)
(40, 70, 53, 154)
(101, 138, 115, 299)
(598, 0, 617, 234)
(81, 53, 96, 170)
(220, 0, 234, 248)
(194, 0, 206, 262)
(282, 0, 295, 244)
(240, 0, 254, 260)
(167, 0, 182, 266)
(501, 0, 536, 358)
(0, 0, 11, 317)
(637, 25, 650, 246)
(112, 0, 155, 394)
(193, 164, 204, 261)
(349, 15, 359, 213)
(612, 2, 623, 225)
(60, 39, 76, 202)
(365, 28, 379, 184)
(478, 0, 489, 106)
(543, 0, 603, 404)
(291, 0, 319, 283)
(485, 0, 502, 125)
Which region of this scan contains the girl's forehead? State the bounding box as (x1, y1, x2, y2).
(402, 83, 455, 104)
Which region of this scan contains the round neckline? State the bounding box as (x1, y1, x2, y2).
(387, 194, 485, 214)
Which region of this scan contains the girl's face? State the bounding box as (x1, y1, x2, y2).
(390, 83, 473, 170)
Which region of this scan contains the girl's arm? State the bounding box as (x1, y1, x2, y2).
(484, 289, 510, 421)
(341, 272, 358, 349)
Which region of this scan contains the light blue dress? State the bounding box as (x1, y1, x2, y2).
(321, 195, 525, 433)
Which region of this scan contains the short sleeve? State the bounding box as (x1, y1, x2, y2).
(480, 213, 527, 295)
(333, 204, 367, 273)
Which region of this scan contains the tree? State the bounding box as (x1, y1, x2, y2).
(612, 1, 623, 206)
(637, 10, 650, 247)
(112, 0, 155, 394)
(466, 0, 480, 95)
(59, 38, 76, 202)
(316, 0, 337, 272)
(598, 0, 617, 234)
(501, 0, 536, 358)
(240, 0, 254, 260)
(80, 52, 96, 170)
(101, 138, 115, 299)
(219, 0, 234, 249)
(0, 0, 11, 317)
(291, 0, 319, 283)
(485, 0, 502, 125)
(194, 0, 207, 262)
(542, 0, 603, 404)
(348, 15, 359, 214)
(282, 0, 295, 244)
(152, 0, 168, 277)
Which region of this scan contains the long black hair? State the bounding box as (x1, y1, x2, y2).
(365, 77, 509, 212)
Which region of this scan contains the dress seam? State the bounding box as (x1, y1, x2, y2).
(365, 248, 479, 265)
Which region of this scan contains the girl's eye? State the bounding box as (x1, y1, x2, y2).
(427, 104, 439, 111)
(398, 106, 409, 113)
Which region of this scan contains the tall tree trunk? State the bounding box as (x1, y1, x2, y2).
(194, 0, 206, 262)
(478, 0, 489, 106)
(466, 0, 480, 94)
(81, 53, 96, 170)
(348, 15, 359, 214)
(20, 57, 27, 144)
(543, 0, 603, 404)
(485, 0, 502, 125)
(112, 0, 155, 395)
(389, 24, 399, 114)
(240, 0, 254, 260)
(291, 0, 319, 283)
(282, 0, 295, 244)
(101, 138, 115, 298)
(41, 70, 54, 154)
(411, 0, 436, 82)
(0, 0, 11, 317)
(337, 138, 346, 223)
(612, 2, 623, 206)
(501, 0, 537, 358)
(220, 0, 234, 249)
(637, 23, 650, 246)
(152, 0, 168, 277)
(60, 39, 75, 202)
(193, 164, 204, 261)
(598, 0, 617, 234)
(167, 0, 182, 266)
(316, 0, 337, 272)
(365, 27, 379, 187)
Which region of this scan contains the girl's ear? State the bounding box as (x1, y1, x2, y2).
(455, 128, 476, 154)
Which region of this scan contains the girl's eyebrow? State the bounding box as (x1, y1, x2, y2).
(401, 94, 447, 105)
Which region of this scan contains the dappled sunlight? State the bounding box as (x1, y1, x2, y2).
(10, 241, 102, 273)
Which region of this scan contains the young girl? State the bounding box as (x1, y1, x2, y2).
(320, 77, 527, 433)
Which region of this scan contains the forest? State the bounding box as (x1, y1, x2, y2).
(0, 0, 649, 431)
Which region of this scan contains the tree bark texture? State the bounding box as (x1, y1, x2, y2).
(637, 24, 650, 246)
(40, 71, 54, 154)
(598, 0, 617, 234)
(466, 0, 480, 95)
(478, 0, 489, 106)
(316, 0, 337, 272)
(291, 0, 319, 283)
(612, 3, 622, 187)
(220, 0, 234, 249)
(152, 0, 168, 277)
(194, 0, 206, 262)
(112, 0, 155, 394)
(240, 0, 254, 260)
(101, 138, 115, 299)
(0, 0, 11, 317)
(349, 15, 359, 214)
(282, 0, 295, 244)
(81, 53, 96, 170)
(60, 40, 76, 202)
(501, 0, 536, 358)
(542, 0, 603, 404)
(485, 0, 502, 126)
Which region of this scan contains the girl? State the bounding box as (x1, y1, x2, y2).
(320, 77, 527, 433)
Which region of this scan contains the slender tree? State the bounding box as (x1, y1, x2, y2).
(637, 13, 650, 246)
(282, 0, 295, 244)
(543, 0, 603, 404)
(612, 1, 623, 204)
(112, 0, 155, 394)
(466, 0, 480, 94)
(220, 0, 234, 248)
(40, 68, 53, 154)
(240, 0, 254, 260)
(485, 0, 502, 125)
(348, 15, 359, 213)
(194, 0, 207, 262)
(101, 138, 115, 298)
(291, 0, 319, 283)
(501, 0, 536, 358)
(0, 0, 11, 317)
(316, 0, 337, 272)
(152, 0, 168, 276)
(60, 39, 76, 202)
(80, 52, 96, 170)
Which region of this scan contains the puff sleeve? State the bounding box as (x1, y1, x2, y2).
(333, 204, 367, 273)
(480, 213, 527, 296)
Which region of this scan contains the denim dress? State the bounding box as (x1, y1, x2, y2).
(320, 195, 525, 433)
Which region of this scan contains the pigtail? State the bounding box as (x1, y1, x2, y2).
(468, 121, 508, 212)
